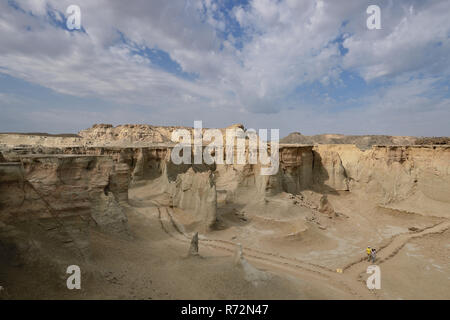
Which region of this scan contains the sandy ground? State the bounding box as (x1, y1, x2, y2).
(1, 183, 449, 300)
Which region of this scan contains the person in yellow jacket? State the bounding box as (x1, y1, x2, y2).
(366, 246, 371, 261)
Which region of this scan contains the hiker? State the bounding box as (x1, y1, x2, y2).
(371, 248, 377, 263)
(366, 246, 372, 262)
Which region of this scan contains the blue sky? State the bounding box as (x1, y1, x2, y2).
(0, 0, 449, 136)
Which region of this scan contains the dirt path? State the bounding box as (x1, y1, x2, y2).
(333, 219, 450, 298)
(156, 206, 372, 298)
(344, 220, 450, 275)
(150, 200, 450, 299)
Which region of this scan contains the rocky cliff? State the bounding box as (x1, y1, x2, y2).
(281, 132, 418, 149)
(170, 168, 217, 232)
(77, 123, 247, 146)
(1, 129, 449, 271)
(312, 144, 450, 217)
(0, 154, 130, 266)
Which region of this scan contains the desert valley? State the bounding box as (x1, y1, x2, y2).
(0, 123, 448, 300)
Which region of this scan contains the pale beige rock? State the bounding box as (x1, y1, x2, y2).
(313, 149, 349, 191)
(188, 232, 199, 256)
(318, 195, 336, 217)
(0, 125, 449, 300)
(233, 243, 244, 265)
(0, 154, 130, 259)
(171, 168, 217, 232)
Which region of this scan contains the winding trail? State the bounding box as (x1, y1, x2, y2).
(157, 206, 367, 298)
(147, 201, 449, 299)
(344, 220, 450, 275)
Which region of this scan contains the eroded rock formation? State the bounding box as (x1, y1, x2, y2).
(171, 168, 217, 232)
(0, 154, 130, 265)
(188, 232, 199, 256)
(1, 126, 449, 275)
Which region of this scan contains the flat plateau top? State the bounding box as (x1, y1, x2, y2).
(279, 144, 314, 147)
(1, 144, 448, 152)
(0, 162, 21, 166)
(84, 144, 174, 148)
(18, 154, 109, 158)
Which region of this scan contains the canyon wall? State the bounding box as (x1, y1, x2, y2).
(212, 144, 449, 219)
(313, 144, 450, 217)
(170, 168, 217, 232)
(1, 140, 448, 257)
(0, 155, 130, 266)
(2, 143, 448, 217)
(1, 127, 448, 281)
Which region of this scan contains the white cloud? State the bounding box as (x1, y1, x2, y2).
(0, 0, 449, 135)
(343, 0, 450, 81)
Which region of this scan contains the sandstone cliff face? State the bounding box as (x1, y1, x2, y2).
(313, 144, 450, 217)
(279, 146, 314, 194)
(312, 146, 349, 191)
(2, 126, 448, 298)
(351, 146, 450, 216)
(131, 148, 169, 181)
(0, 133, 83, 148)
(61, 145, 219, 233)
(170, 168, 217, 232)
(225, 145, 348, 198)
(1, 136, 448, 245)
(110, 163, 130, 203)
(212, 144, 449, 218)
(280, 132, 417, 149)
(78, 124, 178, 145)
(213, 146, 315, 204)
(0, 155, 130, 262)
(78, 123, 249, 147)
(0, 145, 218, 234)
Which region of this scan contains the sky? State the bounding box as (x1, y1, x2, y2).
(0, 0, 449, 137)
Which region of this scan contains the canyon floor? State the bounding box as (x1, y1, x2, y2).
(2, 181, 449, 300)
(0, 125, 449, 300)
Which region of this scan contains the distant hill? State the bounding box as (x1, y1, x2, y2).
(0, 132, 81, 138)
(280, 132, 420, 149)
(415, 137, 450, 145)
